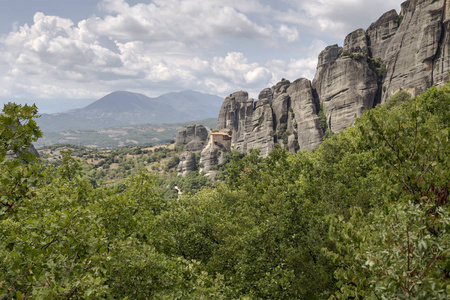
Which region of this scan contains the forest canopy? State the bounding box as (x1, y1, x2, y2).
(1, 84, 449, 299)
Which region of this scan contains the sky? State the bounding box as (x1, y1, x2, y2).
(0, 0, 405, 113)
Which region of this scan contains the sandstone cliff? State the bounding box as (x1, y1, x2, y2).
(199, 134, 228, 179)
(177, 152, 197, 177)
(175, 124, 208, 152)
(218, 0, 450, 147)
(216, 79, 323, 157)
(178, 0, 450, 174)
(312, 40, 379, 133)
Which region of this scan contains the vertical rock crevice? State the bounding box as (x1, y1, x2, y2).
(432, 0, 450, 86)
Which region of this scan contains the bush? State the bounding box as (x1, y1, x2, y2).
(384, 90, 411, 110)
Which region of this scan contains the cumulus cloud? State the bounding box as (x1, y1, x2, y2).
(209, 52, 272, 92)
(3, 13, 121, 77)
(88, 0, 272, 43)
(278, 25, 299, 42)
(0, 10, 276, 100)
(0, 0, 405, 108)
(276, 0, 404, 38)
(266, 39, 327, 85)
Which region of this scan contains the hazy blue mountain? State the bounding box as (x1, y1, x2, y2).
(154, 90, 223, 119)
(37, 90, 223, 133)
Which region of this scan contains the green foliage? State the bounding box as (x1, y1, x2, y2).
(0, 103, 43, 216)
(326, 83, 450, 299)
(257, 116, 264, 127)
(417, 83, 450, 128)
(0, 102, 42, 162)
(0, 104, 224, 299)
(2, 83, 450, 299)
(368, 57, 387, 78)
(384, 89, 412, 110)
(0, 159, 43, 217)
(273, 123, 290, 145)
(328, 203, 450, 299)
(0, 153, 223, 298)
(396, 15, 404, 26)
(318, 103, 327, 131)
(165, 155, 180, 170)
(155, 146, 338, 299)
(159, 170, 211, 200)
(318, 103, 335, 139)
(341, 51, 364, 61)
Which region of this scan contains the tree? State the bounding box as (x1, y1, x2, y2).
(327, 83, 450, 299)
(0, 103, 43, 216)
(0, 103, 225, 298)
(0, 102, 41, 162)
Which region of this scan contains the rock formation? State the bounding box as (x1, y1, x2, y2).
(199, 132, 230, 179)
(177, 0, 450, 176)
(287, 79, 324, 149)
(177, 152, 197, 177)
(366, 0, 450, 101)
(5, 145, 39, 161)
(312, 38, 379, 133)
(366, 10, 399, 61)
(175, 124, 208, 152)
(216, 79, 323, 157)
(310, 0, 450, 132)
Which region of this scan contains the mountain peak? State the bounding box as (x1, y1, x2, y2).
(37, 90, 223, 133)
(84, 91, 154, 113)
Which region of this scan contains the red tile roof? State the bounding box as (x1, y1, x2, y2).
(211, 132, 231, 138)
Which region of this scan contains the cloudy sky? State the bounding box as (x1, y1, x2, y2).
(0, 0, 404, 113)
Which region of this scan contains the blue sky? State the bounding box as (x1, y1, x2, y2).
(0, 0, 404, 113)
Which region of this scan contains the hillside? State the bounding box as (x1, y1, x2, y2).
(2, 82, 449, 298)
(1, 1, 450, 299)
(35, 118, 217, 148)
(37, 90, 223, 133)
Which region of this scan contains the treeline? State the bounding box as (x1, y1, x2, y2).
(0, 83, 449, 298)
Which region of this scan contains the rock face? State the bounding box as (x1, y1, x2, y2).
(178, 0, 450, 176)
(366, 9, 399, 60)
(216, 80, 323, 157)
(364, 0, 450, 101)
(175, 124, 208, 152)
(312, 28, 380, 134)
(199, 134, 228, 179)
(311, 0, 450, 132)
(343, 28, 369, 55)
(287, 79, 323, 149)
(177, 152, 197, 177)
(378, 0, 443, 100)
(434, 1, 450, 86)
(312, 49, 379, 133)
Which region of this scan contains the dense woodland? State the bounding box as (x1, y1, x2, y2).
(1, 84, 449, 299)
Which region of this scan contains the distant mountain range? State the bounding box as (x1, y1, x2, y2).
(37, 90, 223, 133)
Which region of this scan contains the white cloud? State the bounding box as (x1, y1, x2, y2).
(0, 10, 278, 101)
(278, 25, 299, 42)
(266, 39, 326, 85)
(2, 13, 122, 76)
(87, 0, 272, 43)
(276, 0, 404, 38)
(212, 52, 272, 87)
(0, 0, 406, 110)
